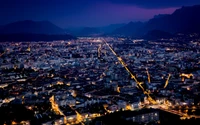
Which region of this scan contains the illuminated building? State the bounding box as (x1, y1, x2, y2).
(124, 109, 159, 124)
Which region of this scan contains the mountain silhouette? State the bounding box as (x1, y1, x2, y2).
(112, 5, 200, 37)
(1, 4, 200, 38)
(0, 20, 66, 34)
(66, 23, 125, 36)
(0, 20, 76, 42)
(112, 21, 145, 36)
(144, 5, 200, 33)
(100, 23, 126, 33)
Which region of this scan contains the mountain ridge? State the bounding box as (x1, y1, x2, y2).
(1, 4, 200, 37)
(0, 20, 76, 42)
(66, 23, 126, 36)
(112, 4, 200, 37)
(112, 21, 145, 37)
(0, 20, 66, 34)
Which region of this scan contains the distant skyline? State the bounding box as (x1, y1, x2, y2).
(0, 0, 200, 28)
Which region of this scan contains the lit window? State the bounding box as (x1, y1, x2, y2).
(142, 115, 145, 119)
(133, 117, 135, 122)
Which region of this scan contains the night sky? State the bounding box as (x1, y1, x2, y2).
(0, 0, 200, 28)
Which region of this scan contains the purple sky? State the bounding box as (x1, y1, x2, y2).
(0, 0, 200, 28)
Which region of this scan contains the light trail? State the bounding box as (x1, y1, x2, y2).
(146, 68, 151, 83)
(164, 74, 171, 89)
(99, 38, 200, 119)
(102, 38, 157, 105)
(49, 96, 67, 124)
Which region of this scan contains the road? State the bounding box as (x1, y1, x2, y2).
(148, 104, 200, 119)
(102, 38, 157, 105)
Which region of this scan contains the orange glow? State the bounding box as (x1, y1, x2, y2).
(126, 104, 132, 110)
(57, 81, 64, 85)
(180, 73, 193, 79)
(103, 38, 157, 105)
(117, 87, 120, 93)
(146, 68, 151, 83)
(11, 121, 17, 125)
(27, 46, 31, 51)
(164, 74, 171, 88)
(49, 96, 67, 123)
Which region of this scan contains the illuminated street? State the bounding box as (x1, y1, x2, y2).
(1, 36, 200, 125)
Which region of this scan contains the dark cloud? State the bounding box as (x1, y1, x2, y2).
(109, 0, 200, 8)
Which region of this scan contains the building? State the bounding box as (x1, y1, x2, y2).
(124, 109, 159, 124)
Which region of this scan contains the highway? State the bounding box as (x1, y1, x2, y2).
(102, 38, 157, 105)
(101, 38, 200, 120)
(50, 38, 200, 124)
